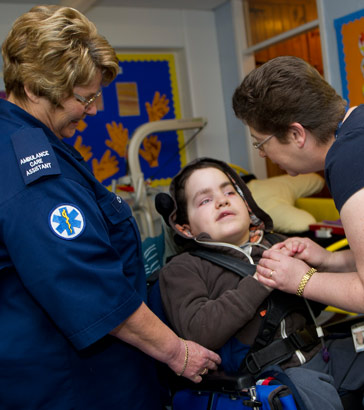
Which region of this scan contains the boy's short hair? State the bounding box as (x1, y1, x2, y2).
(173, 160, 233, 225)
(232, 56, 346, 144)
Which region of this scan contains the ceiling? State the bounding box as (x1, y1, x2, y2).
(93, 0, 228, 9)
(2, 0, 229, 12)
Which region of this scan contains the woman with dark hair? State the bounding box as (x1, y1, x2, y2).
(232, 56, 364, 314)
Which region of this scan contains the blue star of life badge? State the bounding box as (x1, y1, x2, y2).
(49, 204, 85, 240)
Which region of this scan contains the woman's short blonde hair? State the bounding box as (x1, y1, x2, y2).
(2, 5, 119, 106)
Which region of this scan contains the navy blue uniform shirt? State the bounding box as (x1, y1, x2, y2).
(326, 104, 364, 213)
(0, 98, 162, 409)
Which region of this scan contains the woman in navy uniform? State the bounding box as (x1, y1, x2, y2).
(0, 6, 220, 409)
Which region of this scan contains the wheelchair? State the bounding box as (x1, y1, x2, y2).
(144, 230, 364, 410)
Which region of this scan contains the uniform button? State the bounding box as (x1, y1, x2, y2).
(116, 196, 122, 203)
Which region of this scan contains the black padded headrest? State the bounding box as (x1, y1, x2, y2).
(155, 192, 175, 227)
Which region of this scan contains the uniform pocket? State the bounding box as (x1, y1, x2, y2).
(97, 192, 132, 225)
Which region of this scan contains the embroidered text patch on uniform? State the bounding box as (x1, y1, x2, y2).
(49, 204, 85, 240)
(11, 127, 61, 185)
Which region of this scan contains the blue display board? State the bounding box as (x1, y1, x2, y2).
(65, 53, 185, 187)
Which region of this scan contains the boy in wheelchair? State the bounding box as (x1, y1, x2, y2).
(156, 157, 364, 410)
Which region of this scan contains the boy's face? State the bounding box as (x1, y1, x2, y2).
(182, 167, 251, 246)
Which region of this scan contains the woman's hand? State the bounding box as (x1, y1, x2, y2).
(256, 249, 310, 294)
(170, 338, 221, 383)
(271, 237, 331, 270)
(271, 237, 308, 256)
(110, 303, 221, 384)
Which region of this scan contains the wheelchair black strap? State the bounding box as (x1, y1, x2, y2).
(189, 233, 282, 278)
(189, 248, 256, 277)
(252, 290, 313, 349)
(244, 325, 319, 375)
